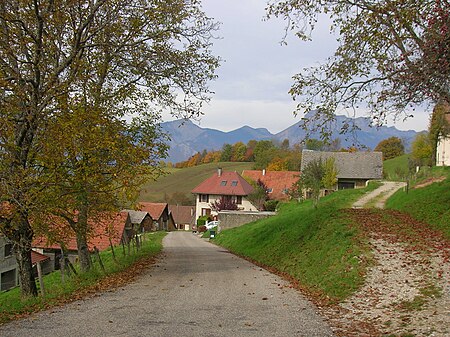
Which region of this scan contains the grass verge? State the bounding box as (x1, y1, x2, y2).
(0, 232, 166, 324)
(214, 184, 380, 303)
(386, 167, 450, 239)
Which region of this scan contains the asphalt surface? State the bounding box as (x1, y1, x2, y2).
(1, 232, 335, 337)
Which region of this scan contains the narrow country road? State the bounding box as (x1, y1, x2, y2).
(1, 232, 334, 337)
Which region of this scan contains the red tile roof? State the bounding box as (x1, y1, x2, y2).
(33, 211, 129, 252)
(242, 170, 300, 201)
(168, 205, 195, 224)
(192, 171, 254, 196)
(31, 250, 50, 265)
(138, 202, 168, 220)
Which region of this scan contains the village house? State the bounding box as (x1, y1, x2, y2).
(169, 205, 196, 231)
(138, 202, 177, 231)
(301, 150, 383, 190)
(33, 211, 131, 270)
(124, 210, 153, 233)
(242, 169, 299, 201)
(192, 168, 256, 219)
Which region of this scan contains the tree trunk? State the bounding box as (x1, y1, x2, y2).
(76, 204, 91, 272)
(14, 216, 38, 297)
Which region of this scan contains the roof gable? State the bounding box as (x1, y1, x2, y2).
(138, 202, 168, 220)
(168, 205, 195, 224)
(192, 171, 254, 196)
(300, 150, 383, 180)
(33, 211, 129, 252)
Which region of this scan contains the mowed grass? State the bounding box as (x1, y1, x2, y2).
(383, 154, 409, 180)
(386, 166, 450, 239)
(214, 183, 380, 302)
(0, 232, 166, 324)
(139, 162, 254, 202)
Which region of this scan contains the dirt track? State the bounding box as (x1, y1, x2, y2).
(0, 232, 334, 337)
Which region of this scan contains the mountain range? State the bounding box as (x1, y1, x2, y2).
(161, 113, 420, 163)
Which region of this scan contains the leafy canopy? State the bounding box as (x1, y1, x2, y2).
(267, 0, 450, 137)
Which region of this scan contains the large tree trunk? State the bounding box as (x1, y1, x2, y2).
(14, 216, 38, 297)
(76, 204, 91, 272)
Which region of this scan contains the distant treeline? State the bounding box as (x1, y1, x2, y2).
(172, 138, 349, 170)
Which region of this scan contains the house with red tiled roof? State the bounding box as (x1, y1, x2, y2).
(191, 168, 256, 219)
(242, 169, 300, 201)
(33, 211, 131, 269)
(138, 202, 176, 231)
(169, 205, 196, 231)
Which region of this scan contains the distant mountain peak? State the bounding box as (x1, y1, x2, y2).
(161, 118, 418, 163)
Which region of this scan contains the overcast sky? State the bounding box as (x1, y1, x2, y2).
(163, 0, 429, 134)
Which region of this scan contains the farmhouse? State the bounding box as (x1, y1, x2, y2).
(169, 205, 196, 231)
(138, 202, 176, 231)
(301, 150, 383, 190)
(192, 168, 256, 218)
(33, 211, 132, 269)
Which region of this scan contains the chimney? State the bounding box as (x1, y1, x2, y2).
(262, 169, 266, 176)
(218, 167, 222, 177)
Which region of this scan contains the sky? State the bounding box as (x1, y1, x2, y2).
(163, 0, 429, 134)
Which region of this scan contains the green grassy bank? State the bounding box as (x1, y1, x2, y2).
(214, 184, 380, 303)
(386, 167, 450, 239)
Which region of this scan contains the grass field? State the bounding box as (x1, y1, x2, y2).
(139, 162, 254, 202)
(383, 154, 410, 180)
(214, 183, 381, 302)
(0, 232, 165, 324)
(386, 166, 450, 239)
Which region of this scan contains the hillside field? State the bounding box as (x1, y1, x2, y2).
(139, 162, 254, 203)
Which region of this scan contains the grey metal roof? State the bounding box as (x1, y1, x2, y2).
(123, 210, 150, 224)
(300, 150, 383, 180)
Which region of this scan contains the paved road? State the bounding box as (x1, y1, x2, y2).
(352, 181, 406, 209)
(1, 232, 334, 337)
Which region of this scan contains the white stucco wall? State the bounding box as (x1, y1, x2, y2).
(436, 136, 450, 166)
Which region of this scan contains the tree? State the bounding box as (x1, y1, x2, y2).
(267, 0, 450, 137)
(299, 157, 337, 208)
(0, 0, 218, 296)
(322, 157, 338, 190)
(246, 179, 269, 211)
(253, 140, 277, 169)
(231, 142, 247, 162)
(300, 159, 325, 208)
(210, 196, 239, 212)
(411, 133, 433, 166)
(375, 137, 405, 160)
(220, 144, 233, 162)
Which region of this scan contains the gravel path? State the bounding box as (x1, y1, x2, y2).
(352, 181, 406, 209)
(0, 232, 334, 337)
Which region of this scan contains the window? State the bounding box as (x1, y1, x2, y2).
(267, 188, 273, 193)
(220, 180, 227, 186)
(201, 208, 211, 216)
(199, 194, 209, 202)
(231, 181, 238, 186)
(236, 196, 242, 204)
(4, 243, 12, 258)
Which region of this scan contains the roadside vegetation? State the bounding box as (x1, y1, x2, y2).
(0, 232, 165, 324)
(214, 183, 380, 302)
